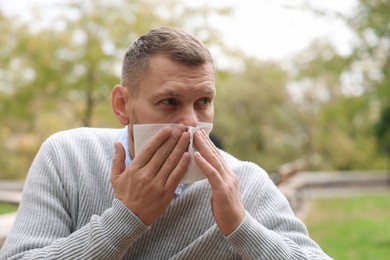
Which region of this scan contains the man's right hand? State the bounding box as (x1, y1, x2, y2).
(110, 125, 191, 226)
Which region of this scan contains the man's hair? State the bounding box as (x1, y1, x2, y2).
(121, 27, 214, 96)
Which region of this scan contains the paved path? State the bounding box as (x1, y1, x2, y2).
(0, 180, 24, 191)
(0, 212, 17, 246)
(0, 191, 22, 204)
(296, 170, 389, 198)
(278, 170, 390, 219)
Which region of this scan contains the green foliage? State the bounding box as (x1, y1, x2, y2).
(214, 57, 305, 170)
(305, 194, 390, 260)
(348, 0, 390, 149)
(350, 0, 390, 38)
(374, 105, 390, 149)
(290, 53, 387, 169)
(315, 95, 385, 170)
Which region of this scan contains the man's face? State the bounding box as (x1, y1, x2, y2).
(124, 55, 215, 157)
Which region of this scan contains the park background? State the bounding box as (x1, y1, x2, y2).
(0, 0, 389, 259)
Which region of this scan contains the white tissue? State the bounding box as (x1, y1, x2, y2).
(133, 122, 213, 183)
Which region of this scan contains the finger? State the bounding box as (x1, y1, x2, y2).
(165, 151, 191, 190)
(194, 130, 225, 173)
(146, 125, 187, 174)
(194, 151, 223, 188)
(132, 126, 173, 168)
(156, 131, 190, 183)
(111, 142, 126, 186)
(199, 129, 216, 149)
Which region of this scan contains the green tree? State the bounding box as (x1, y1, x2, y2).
(214, 56, 298, 171)
(291, 40, 386, 170)
(289, 0, 390, 170)
(348, 0, 390, 148)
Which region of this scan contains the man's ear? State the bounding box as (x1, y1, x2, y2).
(112, 85, 130, 125)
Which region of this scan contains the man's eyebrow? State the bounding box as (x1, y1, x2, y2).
(149, 89, 180, 100)
(157, 89, 180, 96)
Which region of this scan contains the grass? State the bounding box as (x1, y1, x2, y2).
(0, 202, 18, 214)
(304, 193, 390, 260)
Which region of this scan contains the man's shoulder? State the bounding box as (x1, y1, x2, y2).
(50, 127, 121, 138)
(220, 150, 268, 178)
(44, 127, 122, 148)
(220, 150, 274, 196)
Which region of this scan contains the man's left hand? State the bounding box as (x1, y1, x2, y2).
(194, 129, 245, 236)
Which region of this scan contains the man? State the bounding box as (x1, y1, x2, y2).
(0, 27, 331, 259)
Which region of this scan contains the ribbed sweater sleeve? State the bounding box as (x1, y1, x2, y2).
(0, 129, 149, 259)
(227, 212, 329, 260)
(223, 158, 332, 260)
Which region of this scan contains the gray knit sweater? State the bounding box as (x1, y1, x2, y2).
(0, 128, 331, 259)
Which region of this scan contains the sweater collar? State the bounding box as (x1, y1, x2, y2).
(118, 126, 131, 167)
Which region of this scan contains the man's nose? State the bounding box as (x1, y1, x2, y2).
(180, 107, 198, 127)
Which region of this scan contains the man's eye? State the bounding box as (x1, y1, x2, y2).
(199, 97, 210, 105)
(162, 98, 177, 106)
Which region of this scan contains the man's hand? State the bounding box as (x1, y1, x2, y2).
(194, 129, 245, 236)
(111, 125, 191, 226)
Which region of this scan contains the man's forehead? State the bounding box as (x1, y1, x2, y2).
(153, 84, 216, 96)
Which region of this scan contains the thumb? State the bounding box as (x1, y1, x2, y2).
(111, 142, 126, 186)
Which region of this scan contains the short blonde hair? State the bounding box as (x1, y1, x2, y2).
(121, 27, 214, 96)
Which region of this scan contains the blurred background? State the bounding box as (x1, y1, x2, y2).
(0, 0, 389, 258)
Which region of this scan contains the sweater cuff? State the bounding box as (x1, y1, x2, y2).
(226, 211, 288, 259)
(100, 198, 150, 252)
